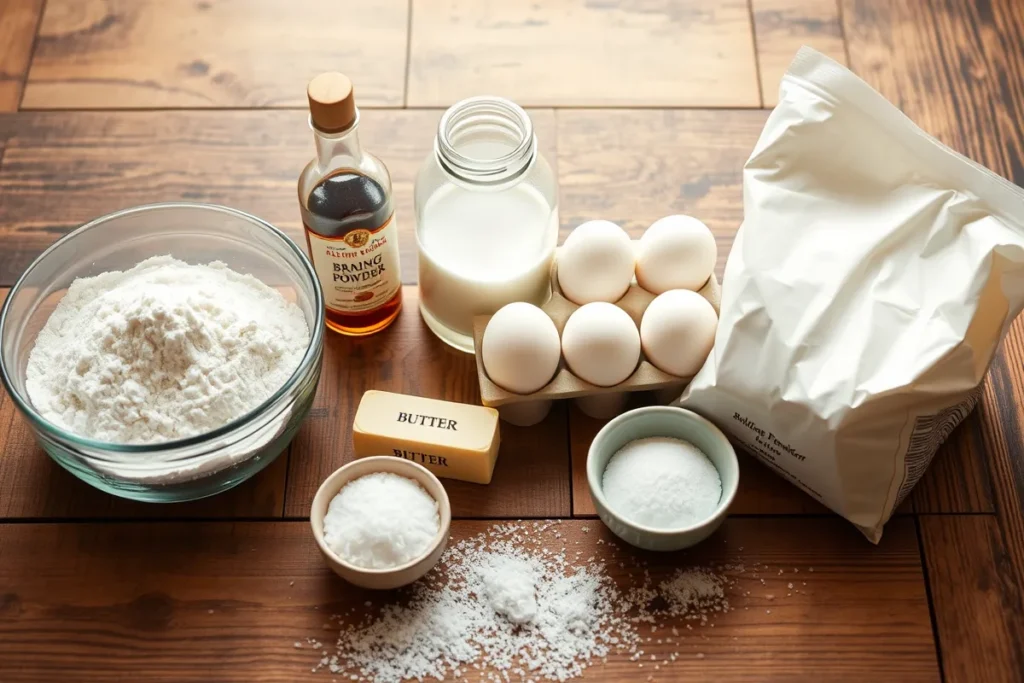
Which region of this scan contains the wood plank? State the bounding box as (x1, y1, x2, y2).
(569, 404, 831, 516)
(842, 0, 1024, 177)
(0, 0, 43, 111)
(556, 109, 768, 278)
(0, 517, 937, 682)
(841, 0, 1024, 511)
(283, 286, 572, 519)
(22, 0, 408, 108)
(408, 0, 760, 107)
(750, 0, 848, 106)
(0, 109, 556, 286)
(919, 515, 1024, 683)
(0, 109, 307, 285)
(984, 321, 1024, 613)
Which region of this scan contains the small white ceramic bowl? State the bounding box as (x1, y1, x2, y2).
(310, 456, 452, 589)
(587, 406, 739, 551)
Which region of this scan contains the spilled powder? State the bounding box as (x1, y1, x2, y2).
(478, 554, 540, 625)
(307, 523, 740, 682)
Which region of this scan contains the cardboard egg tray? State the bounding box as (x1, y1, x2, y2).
(471, 264, 721, 424)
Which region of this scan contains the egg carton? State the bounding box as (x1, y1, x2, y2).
(471, 266, 721, 426)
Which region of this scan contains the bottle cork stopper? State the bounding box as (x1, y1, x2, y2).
(307, 72, 356, 133)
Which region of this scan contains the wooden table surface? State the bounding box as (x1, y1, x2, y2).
(1, 1, 1023, 681)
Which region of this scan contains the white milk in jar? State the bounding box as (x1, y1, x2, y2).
(415, 97, 558, 353)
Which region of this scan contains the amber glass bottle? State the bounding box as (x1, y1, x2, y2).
(299, 72, 402, 336)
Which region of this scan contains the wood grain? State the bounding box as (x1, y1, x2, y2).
(0, 517, 937, 682)
(0, 108, 556, 286)
(0, 0, 44, 111)
(283, 286, 572, 519)
(919, 515, 1024, 683)
(0, 2, 1020, 676)
(407, 0, 760, 107)
(751, 0, 848, 106)
(0, 109, 305, 285)
(557, 109, 768, 278)
(22, 0, 408, 108)
(984, 320, 1024, 623)
(569, 404, 830, 517)
(842, 0, 1024, 182)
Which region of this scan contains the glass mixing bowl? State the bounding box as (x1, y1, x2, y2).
(0, 203, 324, 502)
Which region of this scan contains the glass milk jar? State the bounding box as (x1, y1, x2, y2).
(415, 97, 558, 353)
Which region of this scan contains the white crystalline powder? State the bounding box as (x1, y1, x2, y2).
(478, 554, 540, 625)
(26, 255, 310, 444)
(311, 524, 740, 682)
(323, 473, 440, 570)
(602, 437, 722, 529)
(659, 569, 729, 616)
(318, 527, 638, 682)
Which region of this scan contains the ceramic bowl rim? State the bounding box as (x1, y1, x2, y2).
(310, 456, 452, 575)
(586, 405, 739, 537)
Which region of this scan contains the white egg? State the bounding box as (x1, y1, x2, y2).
(635, 215, 717, 293)
(481, 302, 561, 394)
(561, 303, 641, 387)
(557, 220, 635, 305)
(640, 290, 718, 377)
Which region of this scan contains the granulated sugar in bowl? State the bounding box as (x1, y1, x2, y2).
(0, 203, 325, 502)
(311, 456, 452, 589)
(323, 471, 441, 569)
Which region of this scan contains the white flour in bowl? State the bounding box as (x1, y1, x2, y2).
(26, 255, 310, 445)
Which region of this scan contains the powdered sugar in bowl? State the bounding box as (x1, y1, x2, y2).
(0, 203, 324, 502)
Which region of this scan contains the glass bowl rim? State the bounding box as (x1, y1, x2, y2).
(0, 201, 325, 455)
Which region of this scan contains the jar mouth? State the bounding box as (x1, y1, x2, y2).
(435, 96, 536, 186)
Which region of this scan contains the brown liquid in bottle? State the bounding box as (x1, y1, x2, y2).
(301, 170, 402, 336)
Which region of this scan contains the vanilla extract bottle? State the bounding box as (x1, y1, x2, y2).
(299, 72, 402, 336)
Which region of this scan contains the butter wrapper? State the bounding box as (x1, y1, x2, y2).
(353, 390, 500, 484)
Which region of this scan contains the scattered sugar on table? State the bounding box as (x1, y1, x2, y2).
(601, 437, 721, 528)
(314, 530, 626, 681)
(478, 554, 540, 625)
(322, 472, 439, 569)
(307, 524, 739, 682)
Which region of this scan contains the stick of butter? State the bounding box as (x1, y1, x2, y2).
(352, 390, 501, 484)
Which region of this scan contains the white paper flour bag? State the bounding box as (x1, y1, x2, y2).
(679, 47, 1024, 543)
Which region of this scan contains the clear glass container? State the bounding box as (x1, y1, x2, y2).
(415, 96, 558, 353)
(0, 203, 324, 502)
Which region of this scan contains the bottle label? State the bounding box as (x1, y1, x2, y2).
(306, 215, 402, 314)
